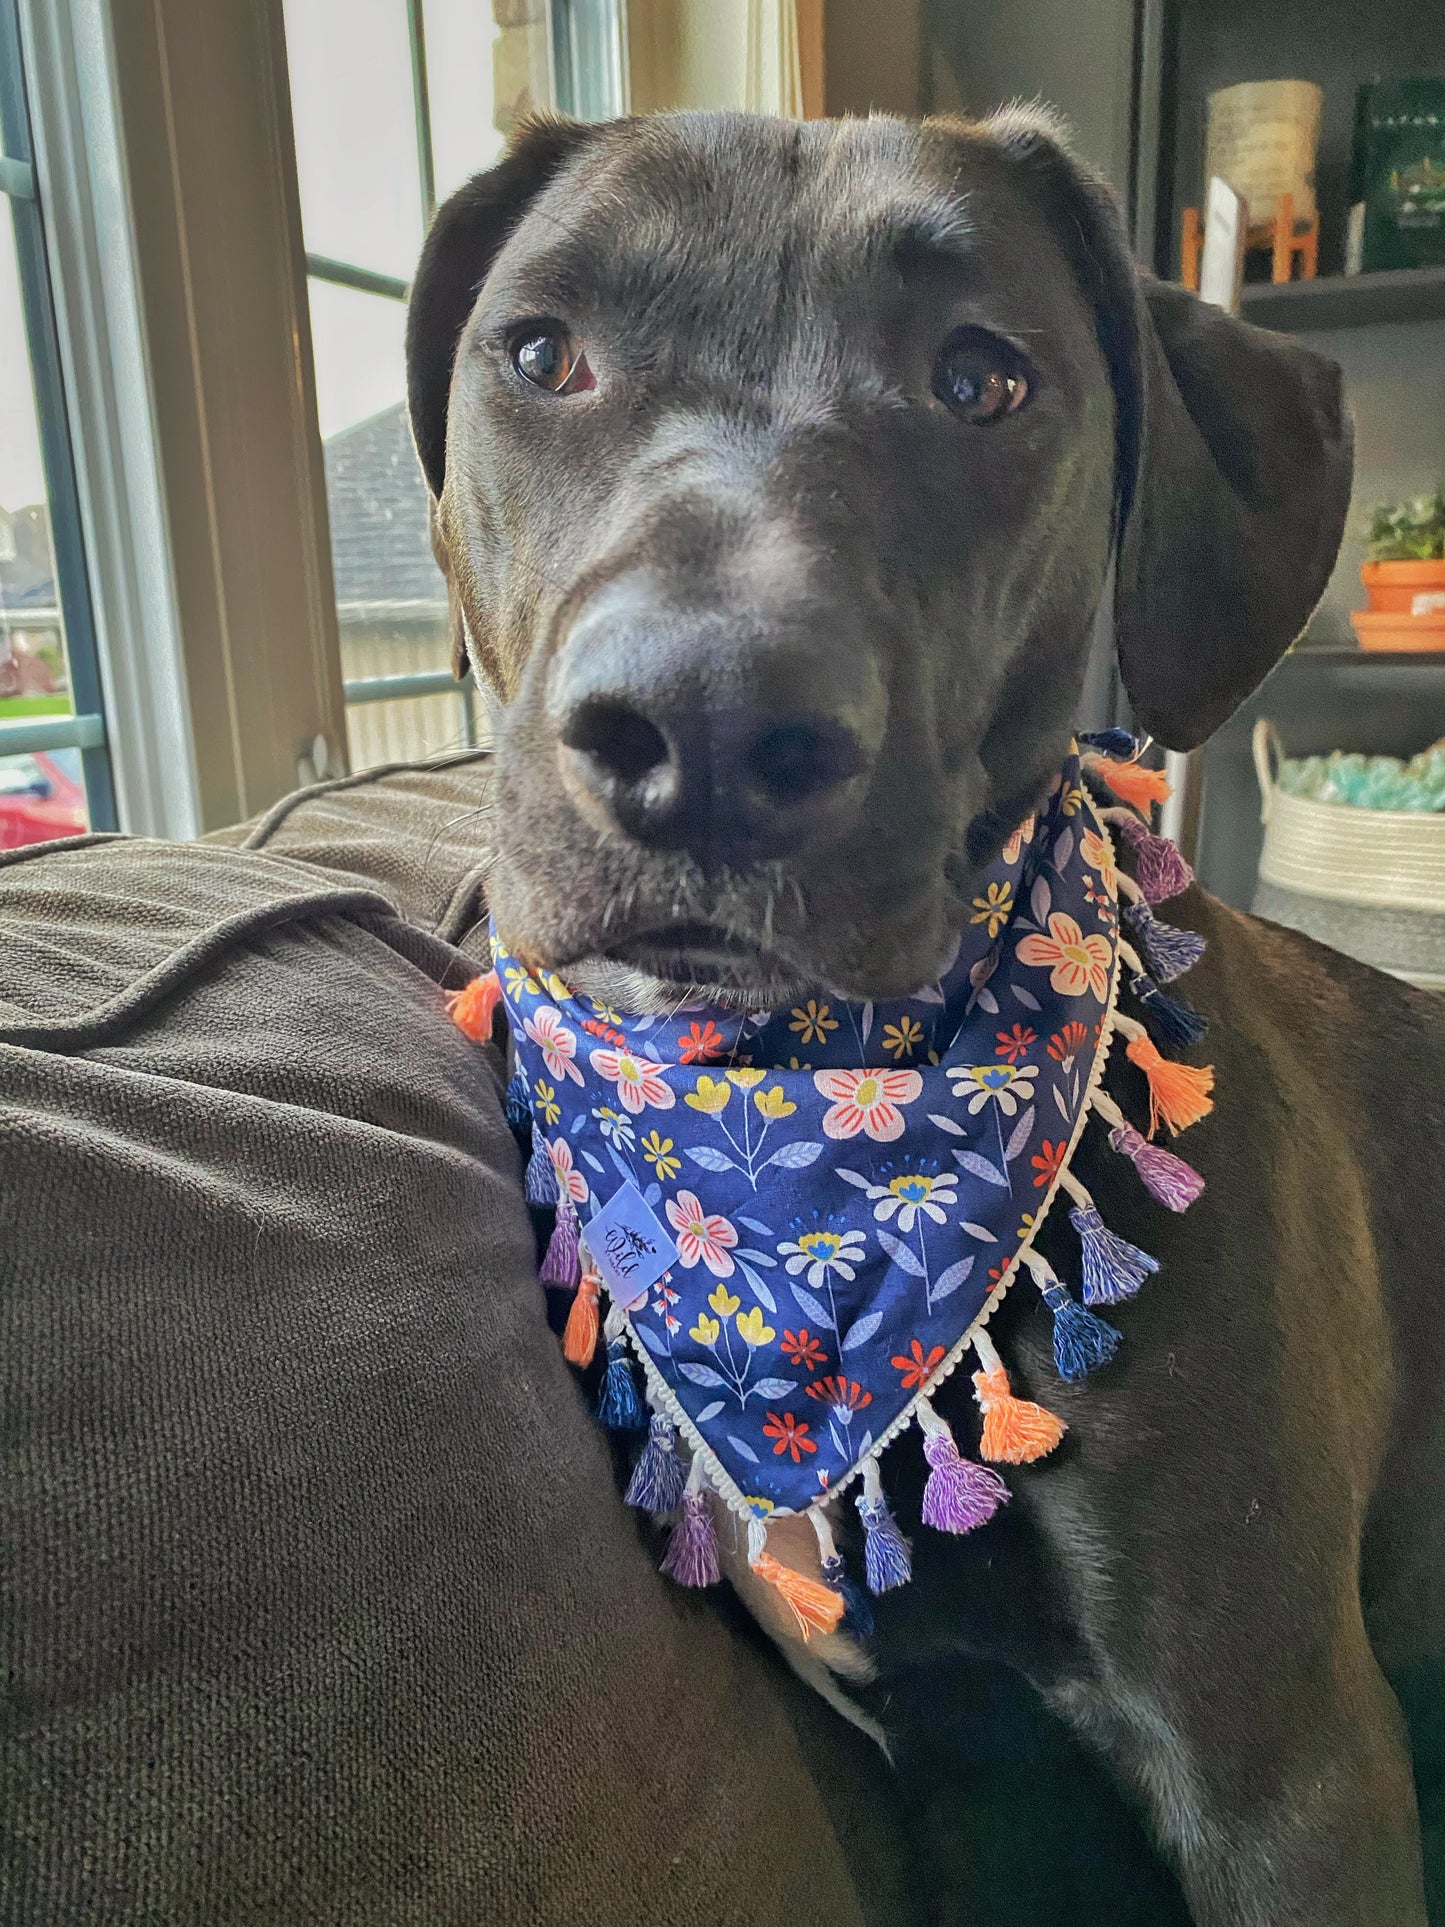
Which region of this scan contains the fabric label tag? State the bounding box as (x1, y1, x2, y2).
(585, 1182, 678, 1310)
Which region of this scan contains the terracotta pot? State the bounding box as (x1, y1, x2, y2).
(1361, 558, 1445, 613)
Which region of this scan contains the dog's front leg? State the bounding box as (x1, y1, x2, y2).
(1041, 1596, 1424, 1926)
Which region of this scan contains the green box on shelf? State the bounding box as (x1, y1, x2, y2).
(1351, 76, 1445, 271)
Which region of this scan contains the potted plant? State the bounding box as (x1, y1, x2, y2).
(1361, 490, 1445, 607)
(1353, 491, 1445, 649)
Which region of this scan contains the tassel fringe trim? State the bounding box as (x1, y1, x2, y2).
(455, 779, 1211, 1589)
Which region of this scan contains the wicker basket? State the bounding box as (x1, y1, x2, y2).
(1250, 718, 1445, 989)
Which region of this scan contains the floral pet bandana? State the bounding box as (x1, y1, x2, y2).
(458, 739, 1217, 1636)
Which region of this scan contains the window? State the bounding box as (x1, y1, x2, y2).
(0, 0, 115, 843)
(283, 0, 624, 774)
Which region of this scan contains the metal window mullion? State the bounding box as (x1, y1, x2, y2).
(405, 0, 436, 224)
(304, 251, 409, 300)
(0, 0, 117, 826)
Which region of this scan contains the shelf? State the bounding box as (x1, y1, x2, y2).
(1239, 266, 1445, 334)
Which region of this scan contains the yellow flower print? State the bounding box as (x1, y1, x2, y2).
(789, 999, 838, 1046)
(685, 1073, 732, 1114)
(534, 1077, 560, 1127)
(787, 1056, 812, 1072)
(743, 1495, 775, 1518)
(970, 881, 1014, 939)
(543, 970, 572, 1001)
(503, 962, 540, 998)
(735, 1306, 776, 1347)
(754, 1084, 797, 1120)
(726, 1066, 767, 1088)
(592, 1001, 622, 1024)
(690, 1313, 721, 1345)
(708, 1283, 741, 1317)
(1059, 783, 1086, 817)
(881, 1015, 924, 1060)
(641, 1131, 681, 1181)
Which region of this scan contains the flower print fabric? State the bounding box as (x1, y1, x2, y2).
(497, 748, 1118, 1518)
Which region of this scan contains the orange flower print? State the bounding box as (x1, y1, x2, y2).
(1047, 1020, 1089, 1066)
(677, 1018, 726, 1064)
(890, 1339, 945, 1391)
(1016, 912, 1112, 1001)
(805, 1376, 873, 1413)
(781, 1328, 826, 1371)
(1031, 1140, 1068, 1189)
(762, 1411, 818, 1462)
(994, 1022, 1037, 1064)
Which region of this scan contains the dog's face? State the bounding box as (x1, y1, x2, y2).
(407, 109, 1351, 1006)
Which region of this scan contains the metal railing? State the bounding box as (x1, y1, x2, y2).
(0, 710, 106, 755)
(342, 666, 481, 749)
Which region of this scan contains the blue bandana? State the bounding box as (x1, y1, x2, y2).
(471, 740, 1215, 1628)
(496, 748, 1144, 1507)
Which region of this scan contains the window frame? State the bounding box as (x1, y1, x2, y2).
(301, 0, 627, 738)
(0, 0, 118, 829)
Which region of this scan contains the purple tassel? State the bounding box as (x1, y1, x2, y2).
(1131, 970, 1209, 1049)
(1069, 1203, 1159, 1306)
(919, 1415, 1010, 1533)
(1124, 898, 1207, 984)
(625, 1415, 687, 1513)
(1039, 1280, 1121, 1382)
(1080, 727, 1139, 759)
(856, 1467, 913, 1594)
(524, 1136, 558, 1206)
(1115, 814, 1193, 903)
(539, 1194, 581, 1288)
(595, 1338, 646, 1431)
(661, 1487, 721, 1587)
(1108, 1121, 1206, 1212)
(821, 1553, 875, 1640)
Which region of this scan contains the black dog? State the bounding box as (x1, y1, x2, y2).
(405, 107, 1444, 1923)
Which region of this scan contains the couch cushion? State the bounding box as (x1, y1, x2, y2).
(0, 804, 907, 1926)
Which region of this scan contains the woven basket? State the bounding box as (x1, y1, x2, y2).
(1250, 718, 1445, 989)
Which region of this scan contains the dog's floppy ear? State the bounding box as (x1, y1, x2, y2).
(405, 115, 598, 504)
(982, 107, 1353, 750)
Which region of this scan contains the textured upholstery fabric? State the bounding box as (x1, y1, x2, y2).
(0, 756, 912, 1927)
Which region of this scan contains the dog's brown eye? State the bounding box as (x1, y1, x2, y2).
(512, 327, 585, 392)
(932, 329, 1031, 424)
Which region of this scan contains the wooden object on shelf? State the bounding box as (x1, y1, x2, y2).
(1181, 191, 1318, 293)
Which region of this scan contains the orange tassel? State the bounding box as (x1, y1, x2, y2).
(446, 971, 502, 1041)
(1125, 1032, 1214, 1138)
(973, 1366, 1067, 1464)
(562, 1268, 601, 1367)
(1092, 756, 1171, 813)
(752, 1551, 845, 1640)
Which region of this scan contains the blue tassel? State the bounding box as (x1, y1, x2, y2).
(821, 1553, 875, 1640)
(625, 1415, 687, 1512)
(524, 1135, 558, 1206)
(1069, 1204, 1159, 1307)
(505, 1068, 531, 1135)
(856, 1463, 912, 1595)
(1039, 1280, 1121, 1381)
(1131, 970, 1209, 1048)
(1124, 899, 1206, 985)
(596, 1338, 646, 1431)
(1079, 726, 1139, 758)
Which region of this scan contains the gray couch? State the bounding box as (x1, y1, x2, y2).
(1, 754, 918, 1927)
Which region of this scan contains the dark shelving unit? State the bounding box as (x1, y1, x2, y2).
(1240, 265, 1445, 334)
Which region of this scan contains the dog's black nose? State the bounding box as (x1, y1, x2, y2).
(553, 579, 883, 860)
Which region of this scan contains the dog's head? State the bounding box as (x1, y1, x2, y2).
(406, 107, 1350, 1006)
